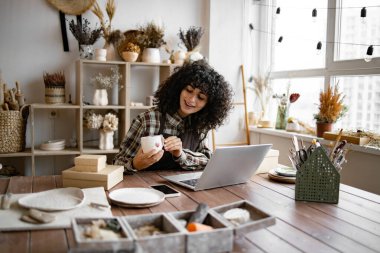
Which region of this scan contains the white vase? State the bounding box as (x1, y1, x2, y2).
(93, 89, 108, 106)
(95, 48, 107, 61)
(142, 48, 160, 63)
(99, 130, 114, 150)
(79, 45, 94, 59)
(173, 50, 186, 65)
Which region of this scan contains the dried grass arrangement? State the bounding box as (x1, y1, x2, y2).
(92, 0, 124, 45)
(137, 21, 165, 48)
(344, 130, 380, 149)
(178, 26, 204, 52)
(314, 84, 347, 123)
(43, 71, 65, 88)
(247, 72, 272, 119)
(68, 18, 101, 45)
(124, 42, 140, 54)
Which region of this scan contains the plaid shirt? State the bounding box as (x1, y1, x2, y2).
(114, 107, 212, 173)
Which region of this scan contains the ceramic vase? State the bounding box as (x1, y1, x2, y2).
(92, 89, 108, 106)
(275, 105, 288, 130)
(142, 48, 160, 63)
(104, 42, 116, 61)
(316, 122, 333, 137)
(79, 45, 94, 59)
(99, 130, 114, 150)
(95, 48, 107, 61)
(173, 50, 186, 65)
(122, 51, 138, 62)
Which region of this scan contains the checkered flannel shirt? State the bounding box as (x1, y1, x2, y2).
(113, 107, 212, 173)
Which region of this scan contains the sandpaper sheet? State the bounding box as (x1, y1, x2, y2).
(0, 187, 112, 231)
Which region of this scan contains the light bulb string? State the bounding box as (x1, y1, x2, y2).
(255, 3, 380, 10)
(249, 27, 380, 47)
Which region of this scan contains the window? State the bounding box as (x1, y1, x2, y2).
(253, 0, 380, 134)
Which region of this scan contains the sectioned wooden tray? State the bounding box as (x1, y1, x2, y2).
(323, 131, 370, 145)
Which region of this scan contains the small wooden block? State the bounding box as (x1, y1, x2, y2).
(20, 215, 40, 224)
(74, 155, 107, 172)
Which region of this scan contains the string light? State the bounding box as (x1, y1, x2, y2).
(316, 41, 322, 55)
(278, 36, 283, 43)
(365, 45, 374, 62)
(360, 7, 367, 24)
(276, 7, 281, 14)
(249, 23, 254, 31)
(312, 8, 318, 22)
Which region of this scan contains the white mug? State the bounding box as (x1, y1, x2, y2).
(141, 135, 164, 153)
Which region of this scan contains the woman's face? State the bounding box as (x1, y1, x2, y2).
(178, 85, 208, 117)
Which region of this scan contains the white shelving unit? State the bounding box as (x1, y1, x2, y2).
(0, 60, 177, 176)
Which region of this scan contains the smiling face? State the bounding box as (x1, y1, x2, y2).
(178, 85, 208, 117)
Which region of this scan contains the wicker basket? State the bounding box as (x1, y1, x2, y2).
(0, 105, 29, 153)
(45, 87, 65, 104)
(295, 146, 340, 204)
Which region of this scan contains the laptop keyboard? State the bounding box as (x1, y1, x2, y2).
(180, 178, 199, 187)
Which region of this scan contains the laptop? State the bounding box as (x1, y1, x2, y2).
(163, 144, 272, 191)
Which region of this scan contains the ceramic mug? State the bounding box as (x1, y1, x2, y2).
(141, 135, 164, 153)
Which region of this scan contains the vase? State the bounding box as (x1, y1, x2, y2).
(173, 50, 186, 65)
(92, 89, 108, 106)
(316, 122, 333, 137)
(95, 48, 107, 61)
(122, 51, 138, 62)
(79, 45, 94, 59)
(104, 42, 116, 61)
(99, 130, 114, 150)
(142, 48, 160, 63)
(275, 105, 288, 130)
(186, 51, 203, 63)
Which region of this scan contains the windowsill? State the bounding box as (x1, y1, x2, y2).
(249, 126, 380, 156)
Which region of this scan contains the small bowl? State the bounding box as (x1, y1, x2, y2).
(122, 51, 138, 62)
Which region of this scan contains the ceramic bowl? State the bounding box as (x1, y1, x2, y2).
(122, 51, 138, 62)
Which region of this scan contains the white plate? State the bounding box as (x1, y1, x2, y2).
(18, 187, 85, 211)
(274, 167, 297, 177)
(40, 145, 65, 151)
(43, 139, 66, 145)
(108, 188, 165, 206)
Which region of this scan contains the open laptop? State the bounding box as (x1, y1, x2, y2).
(163, 144, 272, 191)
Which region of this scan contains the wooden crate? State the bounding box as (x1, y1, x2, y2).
(323, 132, 370, 145)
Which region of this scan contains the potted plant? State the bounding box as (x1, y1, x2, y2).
(314, 84, 347, 137)
(68, 18, 101, 59)
(90, 66, 121, 106)
(178, 26, 204, 63)
(84, 111, 118, 150)
(137, 21, 165, 63)
(92, 0, 124, 60)
(43, 71, 66, 104)
(121, 42, 140, 62)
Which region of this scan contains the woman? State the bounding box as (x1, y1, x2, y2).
(114, 60, 233, 173)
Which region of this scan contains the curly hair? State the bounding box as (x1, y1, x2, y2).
(154, 60, 233, 135)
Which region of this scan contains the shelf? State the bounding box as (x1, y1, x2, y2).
(82, 148, 119, 154)
(0, 149, 32, 157)
(33, 148, 80, 156)
(83, 105, 125, 110)
(130, 106, 152, 110)
(31, 104, 80, 109)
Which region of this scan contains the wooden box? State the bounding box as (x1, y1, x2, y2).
(74, 155, 107, 172)
(122, 213, 186, 253)
(211, 200, 276, 236)
(323, 132, 370, 145)
(72, 217, 134, 251)
(62, 165, 123, 190)
(168, 210, 233, 253)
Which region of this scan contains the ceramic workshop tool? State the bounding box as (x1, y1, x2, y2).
(15, 81, 25, 107)
(8, 89, 19, 111)
(188, 203, 209, 225)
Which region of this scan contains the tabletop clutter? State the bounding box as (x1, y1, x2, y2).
(72, 200, 276, 252)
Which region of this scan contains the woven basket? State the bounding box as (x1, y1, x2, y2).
(45, 87, 65, 104)
(0, 105, 30, 153)
(295, 146, 340, 203)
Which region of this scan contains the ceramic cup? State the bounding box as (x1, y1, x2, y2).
(141, 135, 164, 153)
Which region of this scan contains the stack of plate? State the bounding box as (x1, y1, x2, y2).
(108, 188, 165, 208)
(40, 139, 66, 151)
(268, 167, 297, 183)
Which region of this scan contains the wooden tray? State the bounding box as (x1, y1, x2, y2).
(323, 132, 370, 145)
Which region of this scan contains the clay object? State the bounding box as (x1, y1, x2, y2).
(223, 208, 250, 226)
(28, 208, 55, 223)
(15, 81, 25, 106)
(1, 193, 12, 209)
(8, 89, 19, 111)
(20, 215, 40, 224)
(188, 203, 209, 225)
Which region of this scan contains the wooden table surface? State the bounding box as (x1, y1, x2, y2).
(0, 171, 380, 253)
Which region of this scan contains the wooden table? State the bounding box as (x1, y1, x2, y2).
(1, 171, 380, 253)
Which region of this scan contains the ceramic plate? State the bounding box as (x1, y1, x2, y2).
(268, 169, 296, 184)
(18, 187, 85, 211)
(108, 188, 165, 206)
(274, 167, 297, 177)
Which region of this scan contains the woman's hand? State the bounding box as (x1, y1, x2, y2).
(164, 136, 183, 158)
(132, 147, 164, 170)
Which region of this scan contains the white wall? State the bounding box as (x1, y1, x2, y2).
(0, 0, 247, 175)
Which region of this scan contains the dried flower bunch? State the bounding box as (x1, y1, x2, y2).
(92, 0, 124, 45)
(247, 72, 272, 118)
(124, 42, 140, 54)
(68, 18, 101, 45)
(91, 66, 121, 90)
(314, 84, 347, 123)
(84, 111, 118, 131)
(178, 26, 204, 52)
(43, 71, 65, 88)
(137, 21, 165, 48)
